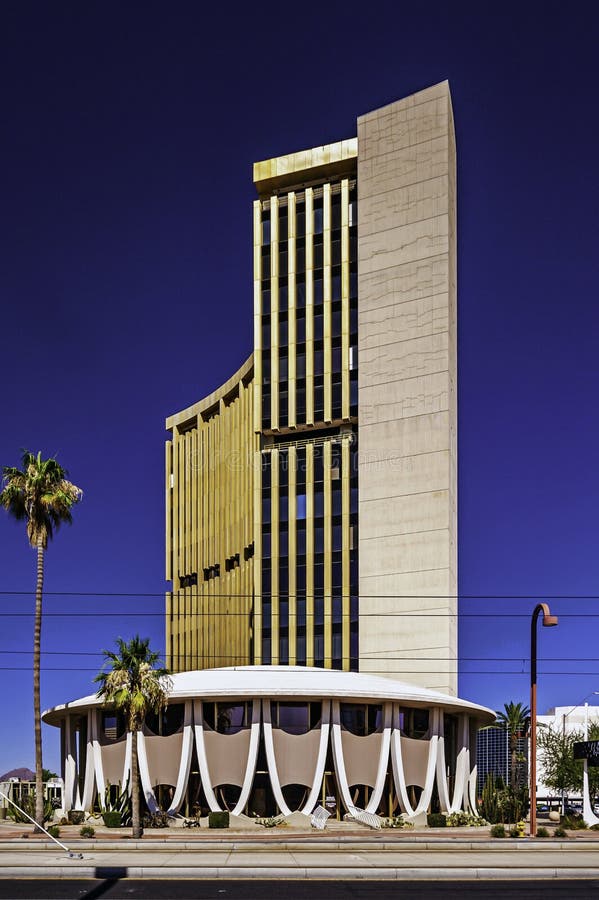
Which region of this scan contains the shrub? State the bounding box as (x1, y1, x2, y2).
(427, 813, 446, 827)
(208, 811, 229, 829)
(554, 826, 568, 838)
(102, 811, 122, 828)
(80, 825, 95, 838)
(561, 815, 587, 830)
(509, 825, 519, 837)
(255, 815, 285, 828)
(446, 811, 488, 827)
(479, 775, 529, 824)
(536, 826, 550, 838)
(102, 780, 131, 827)
(381, 815, 413, 829)
(142, 810, 170, 828)
(490, 823, 506, 838)
(47, 825, 60, 839)
(8, 791, 55, 825)
(68, 810, 85, 825)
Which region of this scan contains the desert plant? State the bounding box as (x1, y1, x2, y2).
(67, 810, 85, 825)
(8, 791, 55, 825)
(102, 779, 131, 826)
(479, 774, 528, 824)
(102, 811, 123, 828)
(381, 815, 413, 829)
(80, 824, 96, 838)
(208, 811, 229, 828)
(446, 811, 488, 827)
(553, 825, 567, 838)
(490, 823, 506, 838)
(536, 826, 550, 838)
(427, 812, 447, 827)
(561, 814, 587, 830)
(47, 825, 60, 838)
(142, 810, 170, 828)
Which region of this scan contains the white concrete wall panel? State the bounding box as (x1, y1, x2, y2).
(271, 728, 322, 787)
(357, 81, 457, 694)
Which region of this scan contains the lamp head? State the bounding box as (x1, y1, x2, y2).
(543, 614, 558, 627)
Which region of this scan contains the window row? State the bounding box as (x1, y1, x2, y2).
(261, 199, 357, 245)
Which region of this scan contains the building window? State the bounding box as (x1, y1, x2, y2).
(399, 708, 430, 739)
(272, 701, 321, 734)
(203, 702, 250, 734)
(262, 217, 271, 245)
(349, 200, 357, 228)
(296, 493, 306, 519)
(102, 711, 126, 742)
(340, 704, 382, 736)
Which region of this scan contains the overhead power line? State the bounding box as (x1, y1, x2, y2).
(1, 591, 599, 599)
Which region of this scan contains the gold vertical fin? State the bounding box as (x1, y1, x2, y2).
(323, 183, 332, 423)
(288, 445, 297, 663)
(341, 179, 350, 420)
(306, 442, 314, 665)
(323, 440, 332, 667)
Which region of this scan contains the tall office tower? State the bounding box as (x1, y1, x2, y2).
(166, 81, 457, 694)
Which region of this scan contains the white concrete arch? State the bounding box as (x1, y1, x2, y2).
(435, 711, 470, 814)
(330, 700, 359, 815)
(81, 710, 96, 811)
(301, 700, 331, 815)
(262, 700, 292, 816)
(137, 732, 159, 813)
(63, 715, 77, 813)
(122, 732, 132, 792)
(193, 700, 221, 812)
(365, 702, 393, 814)
(231, 699, 261, 816)
(390, 705, 438, 818)
(91, 709, 106, 802)
(468, 766, 478, 815)
(167, 700, 194, 815)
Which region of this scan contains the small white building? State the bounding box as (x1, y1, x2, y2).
(536, 705, 599, 799)
(43, 665, 494, 821)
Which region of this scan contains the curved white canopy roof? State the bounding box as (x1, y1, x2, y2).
(43, 665, 495, 726)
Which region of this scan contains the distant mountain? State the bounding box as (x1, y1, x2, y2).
(0, 768, 35, 782)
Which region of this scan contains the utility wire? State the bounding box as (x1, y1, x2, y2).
(1, 591, 599, 599)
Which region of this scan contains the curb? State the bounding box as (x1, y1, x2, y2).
(3, 866, 599, 880)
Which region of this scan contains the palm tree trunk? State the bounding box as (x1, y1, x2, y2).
(131, 728, 142, 839)
(34, 539, 44, 830)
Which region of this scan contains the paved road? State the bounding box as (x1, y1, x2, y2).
(0, 880, 599, 899)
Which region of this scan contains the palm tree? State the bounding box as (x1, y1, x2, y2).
(496, 701, 531, 790)
(0, 450, 82, 828)
(95, 636, 171, 838)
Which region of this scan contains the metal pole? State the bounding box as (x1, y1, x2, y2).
(530, 602, 558, 838)
(0, 788, 82, 858)
(530, 607, 539, 838)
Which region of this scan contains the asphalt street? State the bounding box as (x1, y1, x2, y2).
(0, 881, 598, 900)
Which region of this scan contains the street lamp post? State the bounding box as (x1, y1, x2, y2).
(530, 602, 558, 837)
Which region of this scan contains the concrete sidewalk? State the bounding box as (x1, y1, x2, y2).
(1, 835, 599, 880)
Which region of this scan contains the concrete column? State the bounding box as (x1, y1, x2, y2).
(357, 81, 457, 694)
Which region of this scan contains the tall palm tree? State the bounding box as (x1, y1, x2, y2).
(95, 636, 171, 838)
(0, 450, 82, 828)
(496, 701, 531, 790)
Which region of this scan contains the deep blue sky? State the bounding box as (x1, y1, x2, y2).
(1, 1, 598, 775)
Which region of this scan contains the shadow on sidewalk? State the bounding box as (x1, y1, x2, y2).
(81, 870, 127, 899)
